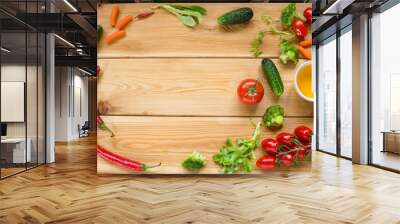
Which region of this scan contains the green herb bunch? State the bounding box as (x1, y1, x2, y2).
(213, 122, 261, 174)
(250, 3, 299, 64)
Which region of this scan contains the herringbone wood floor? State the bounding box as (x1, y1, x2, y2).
(1, 136, 399, 224)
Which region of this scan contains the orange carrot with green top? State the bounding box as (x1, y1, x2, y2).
(110, 6, 120, 27)
(116, 15, 133, 30)
(299, 39, 312, 48)
(298, 46, 311, 60)
(106, 30, 126, 45)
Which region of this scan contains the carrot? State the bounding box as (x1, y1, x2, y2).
(106, 30, 126, 45)
(116, 15, 133, 30)
(299, 39, 312, 48)
(110, 6, 120, 27)
(298, 46, 311, 60)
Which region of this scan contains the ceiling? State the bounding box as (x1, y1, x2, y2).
(312, 0, 392, 44)
(0, 0, 97, 74)
(0, 0, 96, 14)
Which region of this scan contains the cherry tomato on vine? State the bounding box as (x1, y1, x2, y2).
(237, 79, 264, 105)
(281, 154, 294, 166)
(276, 132, 295, 148)
(294, 126, 313, 144)
(256, 156, 276, 170)
(303, 7, 312, 24)
(292, 19, 308, 40)
(261, 138, 279, 155)
(297, 149, 306, 159)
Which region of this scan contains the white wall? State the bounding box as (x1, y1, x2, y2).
(54, 67, 89, 141)
(1, 65, 35, 138)
(71, 73, 89, 138)
(55, 67, 70, 141)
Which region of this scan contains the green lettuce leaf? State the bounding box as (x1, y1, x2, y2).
(281, 3, 297, 29)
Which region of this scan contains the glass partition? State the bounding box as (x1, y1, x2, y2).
(0, 26, 28, 178)
(0, 1, 46, 179)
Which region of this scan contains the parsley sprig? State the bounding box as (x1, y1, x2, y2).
(213, 122, 261, 174)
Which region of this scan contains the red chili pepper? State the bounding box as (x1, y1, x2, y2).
(97, 145, 161, 172)
(97, 115, 114, 137)
(135, 11, 154, 20)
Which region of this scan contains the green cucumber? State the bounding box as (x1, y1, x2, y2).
(262, 58, 284, 97)
(217, 7, 253, 26)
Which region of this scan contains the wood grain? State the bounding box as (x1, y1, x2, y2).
(97, 116, 312, 174)
(97, 3, 311, 58)
(97, 3, 313, 175)
(98, 58, 313, 116)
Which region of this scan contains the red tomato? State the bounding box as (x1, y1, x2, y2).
(303, 7, 312, 24)
(276, 132, 295, 148)
(294, 126, 313, 144)
(237, 79, 264, 105)
(281, 154, 294, 166)
(297, 149, 306, 159)
(292, 19, 308, 40)
(256, 156, 276, 170)
(261, 138, 279, 155)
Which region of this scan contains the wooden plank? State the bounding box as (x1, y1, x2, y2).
(97, 3, 311, 58)
(97, 116, 312, 174)
(98, 58, 313, 117)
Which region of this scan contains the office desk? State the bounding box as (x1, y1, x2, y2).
(381, 131, 400, 154)
(1, 138, 31, 163)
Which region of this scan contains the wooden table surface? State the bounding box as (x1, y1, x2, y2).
(97, 3, 313, 174)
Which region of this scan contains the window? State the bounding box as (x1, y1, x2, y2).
(317, 35, 337, 154)
(370, 2, 400, 171)
(339, 27, 352, 158)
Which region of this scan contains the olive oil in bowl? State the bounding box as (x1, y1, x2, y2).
(295, 61, 313, 102)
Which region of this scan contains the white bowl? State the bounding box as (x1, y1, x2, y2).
(294, 61, 313, 102)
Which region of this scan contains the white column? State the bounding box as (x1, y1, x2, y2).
(312, 45, 317, 151)
(46, 33, 55, 163)
(352, 14, 369, 164)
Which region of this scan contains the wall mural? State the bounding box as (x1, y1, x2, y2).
(96, 2, 313, 174)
